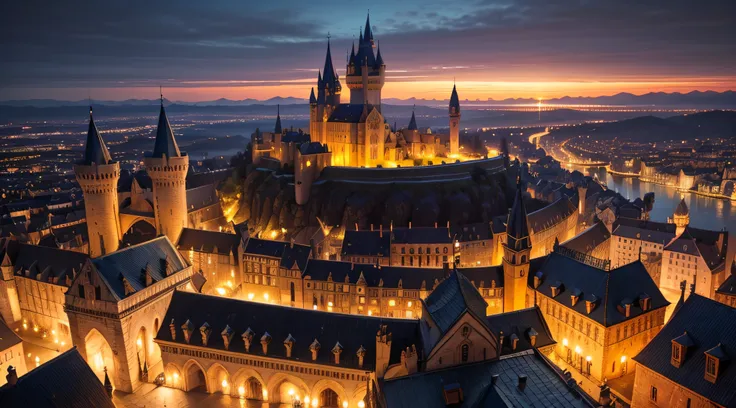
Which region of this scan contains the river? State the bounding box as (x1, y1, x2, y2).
(571, 165, 736, 232)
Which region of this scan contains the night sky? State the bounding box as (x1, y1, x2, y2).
(1, 0, 734, 101)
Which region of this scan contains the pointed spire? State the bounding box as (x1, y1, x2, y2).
(350, 42, 356, 64)
(376, 41, 384, 66)
(322, 36, 338, 88)
(274, 104, 282, 134)
(675, 198, 689, 216)
(80, 106, 113, 165)
(103, 366, 113, 398)
(151, 99, 182, 158)
(309, 87, 317, 104)
(408, 106, 418, 130)
(506, 166, 530, 250)
(364, 12, 374, 46)
(449, 84, 460, 115)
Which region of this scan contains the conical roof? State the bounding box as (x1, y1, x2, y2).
(151, 104, 182, 158)
(675, 198, 689, 216)
(363, 13, 374, 45)
(376, 43, 385, 66)
(506, 171, 530, 250)
(309, 88, 317, 104)
(449, 84, 460, 115)
(321, 39, 339, 89)
(407, 110, 418, 131)
(274, 105, 282, 134)
(80, 108, 113, 165)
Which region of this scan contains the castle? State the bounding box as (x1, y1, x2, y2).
(252, 13, 463, 204)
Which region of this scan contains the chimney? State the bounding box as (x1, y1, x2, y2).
(371, 224, 374, 231)
(380, 224, 383, 238)
(517, 374, 527, 391)
(409, 221, 412, 229)
(491, 374, 499, 385)
(6, 366, 18, 386)
(355, 222, 359, 231)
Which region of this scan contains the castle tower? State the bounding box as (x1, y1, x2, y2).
(321, 38, 342, 108)
(577, 184, 588, 216)
(274, 104, 282, 134)
(144, 102, 189, 244)
(503, 172, 531, 312)
(673, 198, 689, 236)
(309, 88, 318, 143)
(74, 107, 121, 258)
(346, 13, 385, 108)
(449, 84, 461, 156)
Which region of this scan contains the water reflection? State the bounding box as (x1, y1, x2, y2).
(573, 165, 735, 232)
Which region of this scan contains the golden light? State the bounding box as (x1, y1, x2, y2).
(33, 326, 39, 333)
(173, 372, 179, 382)
(407, 301, 413, 307)
(295, 395, 301, 402)
(306, 160, 312, 167)
(167, 376, 171, 383)
(388, 299, 396, 307)
(327, 301, 334, 307)
(343, 401, 349, 408)
(221, 379, 229, 388)
(270, 230, 277, 239)
(61, 341, 66, 347)
(263, 389, 268, 400)
(226, 280, 233, 288)
(54, 338, 59, 344)
(305, 396, 311, 404)
(263, 293, 269, 301)
(574, 346, 582, 354)
(312, 399, 319, 407)
(288, 389, 295, 396)
(231, 270, 235, 278)
(562, 338, 569, 347)
(358, 402, 365, 408)
(216, 287, 226, 296)
(281, 227, 287, 234)
(454, 241, 460, 248)
(586, 355, 592, 362)
(620, 355, 627, 363)
(35, 356, 40, 367)
(248, 293, 255, 300)
(51, 330, 56, 335)
(313, 305, 318, 310)
(136, 338, 143, 348)
(238, 385, 245, 396)
(367, 310, 373, 316)
(22, 323, 27, 330)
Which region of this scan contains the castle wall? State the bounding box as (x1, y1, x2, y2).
(74, 162, 121, 257)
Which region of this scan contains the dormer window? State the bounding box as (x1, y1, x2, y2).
(443, 383, 463, 405)
(671, 331, 694, 368)
(570, 288, 582, 307)
(550, 281, 564, 298)
(704, 343, 729, 383)
(639, 293, 651, 312)
(585, 295, 598, 314)
(618, 299, 633, 318)
(533, 272, 543, 289)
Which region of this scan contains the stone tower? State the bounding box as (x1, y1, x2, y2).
(345, 13, 385, 108)
(503, 171, 531, 312)
(449, 84, 461, 156)
(308, 87, 319, 143)
(673, 198, 689, 236)
(577, 184, 588, 216)
(144, 102, 189, 244)
(74, 108, 121, 258)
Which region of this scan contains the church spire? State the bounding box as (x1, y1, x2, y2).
(309, 87, 317, 104)
(321, 36, 338, 89)
(152, 98, 182, 158)
(449, 84, 460, 115)
(363, 12, 374, 47)
(408, 107, 418, 131)
(506, 168, 530, 251)
(274, 104, 282, 134)
(80, 106, 113, 165)
(376, 41, 384, 66)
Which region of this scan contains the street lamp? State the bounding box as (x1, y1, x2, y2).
(586, 355, 592, 375)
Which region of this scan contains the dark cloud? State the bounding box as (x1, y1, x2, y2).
(0, 0, 734, 97)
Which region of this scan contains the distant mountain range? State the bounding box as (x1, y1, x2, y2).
(2, 90, 735, 108)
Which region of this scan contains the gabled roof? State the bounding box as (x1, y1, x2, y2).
(243, 238, 311, 270)
(0, 318, 22, 351)
(90, 236, 188, 300)
(157, 290, 421, 371)
(526, 197, 576, 234)
(634, 295, 736, 407)
(327, 104, 372, 123)
(562, 222, 611, 255)
(0, 348, 115, 408)
(423, 270, 488, 335)
(382, 350, 595, 408)
(534, 250, 669, 326)
(150, 104, 182, 158)
(177, 228, 240, 257)
(341, 230, 390, 257)
(486, 307, 556, 356)
(716, 272, 736, 296)
(79, 109, 113, 166)
(7, 241, 88, 286)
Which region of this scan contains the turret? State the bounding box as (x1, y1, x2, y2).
(449, 84, 461, 156)
(502, 169, 531, 312)
(408, 109, 418, 131)
(144, 100, 189, 244)
(74, 107, 121, 258)
(321, 38, 341, 107)
(274, 105, 282, 134)
(673, 198, 689, 236)
(346, 13, 385, 108)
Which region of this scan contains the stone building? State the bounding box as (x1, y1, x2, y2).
(715, 272, 736, 307)
(177, 228, 240, 295)
(632, 294, 736, 407)
(64, 236, 194, 392)
(240, 238, 312, 307)
(0, 318, 25, 387)
(153, 269, 584, 407)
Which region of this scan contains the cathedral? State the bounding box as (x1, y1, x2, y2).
(305, 13, 461, 168)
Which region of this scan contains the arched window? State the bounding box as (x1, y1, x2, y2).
(461, 344, 469, 362)
(521, 255, 527, 263)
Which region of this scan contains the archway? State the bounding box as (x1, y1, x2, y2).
(84, 329, 116, 388)
(206, 363, 231, 394)
(134, 326, 149, 380)
(164, 363, 183, 390)
(267, 373, 309, 405)
(319, 388, 340, 408)
(183, 360, 207, 393)
(122, 219, 157, 246)
(232, 368, 266, 400)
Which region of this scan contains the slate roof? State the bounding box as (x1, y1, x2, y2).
(449, 84, 460, 114)
(282, 131, 310, 144)
(486, 307, 556, 356)
(633, 295, 736, 407)
(328, 104, 372, 123)
(299, 142, 328, 155)
(716, 272, 736, 296)
(613, 217, 676, 243)
(562, 222, 611, 254)
(79, 110, 113, 166)
(391, 227, 451, 244)
(0, 348, 115, 408)
(381, 350, 595, 408)
(177, 228, 240, 256)
(186, 184, 218, 211)
(157, 290, 421, 371)
(423, 270, 488, 336)
(243, 238, 311, 270)
(675, 198, 689, 216)
(526, 197, 576, 234)
(452, 222, 492, 241)
(341, 230, 390, 257)
(0, 318, 22, 351)
(7, 242, 88, 286)
(309, 88, 317, 104)
(534, 250, 669, 327)
(150, 104, 183, 158)
(90, 236, 188, 300)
